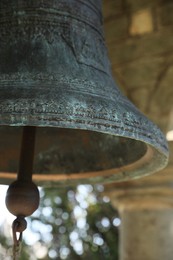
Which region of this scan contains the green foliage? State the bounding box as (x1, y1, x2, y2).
(0, 185, 119, 260)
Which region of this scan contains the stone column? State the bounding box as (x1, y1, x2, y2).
(105, 168, 173, 260)
(119, 197, 173, 260)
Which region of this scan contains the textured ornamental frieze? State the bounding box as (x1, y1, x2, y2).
(0, 0, 109, 74)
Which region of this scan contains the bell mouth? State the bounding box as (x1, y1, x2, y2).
(0, 126, 167, 186)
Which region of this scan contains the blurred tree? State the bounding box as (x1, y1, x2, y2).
(0, 185, 119, 260)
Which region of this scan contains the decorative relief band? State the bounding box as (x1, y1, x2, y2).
(0, 18, 109, 74)
(0, 98, 165, 144)
(0, 1, 109, 75)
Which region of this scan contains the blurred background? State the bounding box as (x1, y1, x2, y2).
(0, 185, 119, 259)
(0, 0, 173, 259)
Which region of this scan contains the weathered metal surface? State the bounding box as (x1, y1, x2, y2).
(0, 0, 169, 185)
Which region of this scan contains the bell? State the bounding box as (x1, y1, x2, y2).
(0, 0, 168, 186)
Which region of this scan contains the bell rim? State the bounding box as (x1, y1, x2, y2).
(0, 77, 168, 157)
(0, 113, 168, 155)
(0, 121, 168, 187)
(0, 143, 168, 186)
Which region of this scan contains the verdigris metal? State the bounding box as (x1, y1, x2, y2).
(0, 0, 169, 185)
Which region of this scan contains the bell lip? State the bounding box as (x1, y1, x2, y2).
(0, 112, 169, 185)
(0, 75, 168, 157)
(0, 111, 169, 155)
(0, 142, 168, 187)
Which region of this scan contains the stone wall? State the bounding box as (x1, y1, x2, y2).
(103, 0, 173, 133)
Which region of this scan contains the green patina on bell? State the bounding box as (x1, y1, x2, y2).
(0, 0, 168, 186)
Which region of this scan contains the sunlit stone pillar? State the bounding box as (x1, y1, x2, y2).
(118, 198, 173, 260)
(106, 168, 173, 260)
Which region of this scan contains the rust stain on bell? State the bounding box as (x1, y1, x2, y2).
(0, 0, 169, 186)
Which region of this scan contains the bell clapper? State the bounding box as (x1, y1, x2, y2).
(5, 126, 40, 259)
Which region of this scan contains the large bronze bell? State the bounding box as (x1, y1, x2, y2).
(0, 0, 168, 186)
